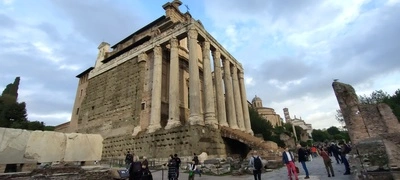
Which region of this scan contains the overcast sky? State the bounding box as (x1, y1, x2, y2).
(1, 0, 399, 129)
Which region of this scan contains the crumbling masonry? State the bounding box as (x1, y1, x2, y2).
(332, 81, 400, 180)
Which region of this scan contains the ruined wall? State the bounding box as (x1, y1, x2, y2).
(102, 125, 226, 159)
(77, 58, 144, 138)
(332, 82, 400, 179)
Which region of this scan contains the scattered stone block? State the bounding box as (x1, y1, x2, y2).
(0, 128, 33, 164)
(64, 133, 103, 162)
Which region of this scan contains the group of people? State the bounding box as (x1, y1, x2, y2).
(125, 151, 151, 180)
(280, 141, 352, 180)
(125, 152, 202, 180)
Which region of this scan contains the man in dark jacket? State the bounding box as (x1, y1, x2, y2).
(297, 144, 310, 179)
(282, 146, 298, 180)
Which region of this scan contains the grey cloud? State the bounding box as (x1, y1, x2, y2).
(50, 0, 148, 45)
(37, 22, 61, 42)
(0, 13, 15, 29)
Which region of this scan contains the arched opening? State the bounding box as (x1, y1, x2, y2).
(222, 137, 251, 159)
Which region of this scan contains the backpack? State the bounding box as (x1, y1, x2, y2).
(344, 144, 352, 154)
(253, 156, 262, 170)
(131, 162, 142, 173)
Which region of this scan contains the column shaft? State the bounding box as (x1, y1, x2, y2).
(212, 50, 228, 127)
(232, 66, 245, 131)
(166, 37, 181, 129)
(188, 28, 204, 125)
(223, 59, 238, 129)
(148, 46, 163, 133)
(239, 71, 253, 134)
(202, 41, 218, 128)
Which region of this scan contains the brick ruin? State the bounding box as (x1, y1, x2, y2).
(56, 0, 279, 162)
(332, 81, 400, 179)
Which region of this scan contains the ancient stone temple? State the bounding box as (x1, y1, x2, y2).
(55, 0, 279, 160)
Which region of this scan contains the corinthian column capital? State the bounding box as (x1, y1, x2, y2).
(154, 45, 162, 56)
(170, 37, 178, 48)
(202, 40, 210, 49)
(238, 71, 244, 79)
(188, 28, 198, 40)
(212, 49, 221, 58)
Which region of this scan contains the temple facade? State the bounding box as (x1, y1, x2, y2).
(57, 0, 255, 159)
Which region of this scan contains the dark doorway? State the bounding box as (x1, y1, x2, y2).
(223, 137, 251, 159)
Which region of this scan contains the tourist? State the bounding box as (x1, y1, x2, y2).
(129, 156, 143, 180)
(192, 153, 201, 177)
(188, 160, 197, 180)
(297, 144, 310, 179)
(142, 156, 149, 171)
(339, 142, 351, 175)
(174, 154, 181, 179)
(167, 155, 177, 180)
(320, 147, 335, 177)
(282, 146, 298, 180)
(248, 150, 263, 180)
(310, 146, 318, 157)
(330, 143, 341, 164)
(125, 151, 133, 170)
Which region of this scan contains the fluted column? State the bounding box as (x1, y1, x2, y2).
(188, 28, 204, 125)
(232, 66, 245, 131)
(239, 71, 253, 134)
(212, 50, 228, 127)
(148, 45, 163, 133)
(165, 37, 181, 129)
(223, 58, 238, 129)
(202, 40, 218, 128)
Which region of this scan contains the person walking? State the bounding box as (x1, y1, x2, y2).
(282, 146, 298, 180)
(192, 153, 201, 177)
(174, 154, 181, 179)
(330, 143, 342, 164)
(339, 142, 351, 175)
(129, 156, 143, 180)
(187, 160, 197, 180)
(167, 155, 178, 180)
(297, 144, 310, 179)
(125, 151, 133, 170)
(248, 150, 263, 180)
(320, 147, 335, 177)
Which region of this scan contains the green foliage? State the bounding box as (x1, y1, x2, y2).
(249, 107, 273, 141)
(312, 126, 350, 142)
(335, 109, 344, 124)
(383, 89, 400, 122)
(359, 90, 390, 104)
(0, 77, 53, 131)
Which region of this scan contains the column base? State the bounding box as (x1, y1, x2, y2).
(147, 124, 162, 133)
(218, 123, 229, 127)
(132, 126, 142, 137)
(189, 114, 204, 126)
(230, 125, 240, 130)
(205, 121, 218, 129)
(165, 120, 182, 130)
(239, 127, 246, 132)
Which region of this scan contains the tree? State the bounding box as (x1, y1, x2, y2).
(311, 129, 331, 142)
(249, 107, 273, 141)
(359, 90, 389, 104)
(0, 77, 54, 131)
(327, 126, 340, 136)
(335, 109, 344, 125)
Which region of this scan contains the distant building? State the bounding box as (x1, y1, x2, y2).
(283, 108, 313, 138)
(251, 95, 282, 127)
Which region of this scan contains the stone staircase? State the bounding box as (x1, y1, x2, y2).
(220, 126, 278, 150)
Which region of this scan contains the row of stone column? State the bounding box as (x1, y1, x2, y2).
(147, 27, 253, 135)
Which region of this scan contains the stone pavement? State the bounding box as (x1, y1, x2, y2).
(150, 156, 353, 180)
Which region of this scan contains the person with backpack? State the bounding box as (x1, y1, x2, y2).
(282, 146, 298, 180)
(125, 151, 133, 170)
(129, 156, 143, 180)
(192, 153, 201, 177)
(188, 160, 197, 180)
(339, 141, 351, 175)
(248, 150, 263, 180)
(297, 144, 310, 179)
(174, 154, 181, 179)
(167, 155, 177, 180)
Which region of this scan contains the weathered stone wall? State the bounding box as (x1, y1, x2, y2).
(332, 82, 400, 179)
(77, 58, 144, 138)
(0, 167, 113, 180)
(102, 125, 226, 159)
